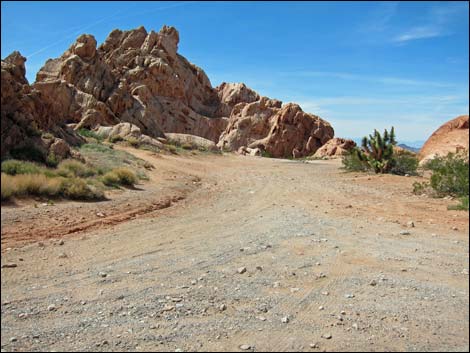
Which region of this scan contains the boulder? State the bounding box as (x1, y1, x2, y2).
(312, 138, 356, 159)
(164, 133, 219, 152)
(419, 115, 469, 164)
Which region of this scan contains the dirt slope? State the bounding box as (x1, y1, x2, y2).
(1, 151, 469, 352)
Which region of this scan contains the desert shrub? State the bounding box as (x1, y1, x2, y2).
(342, 149, 370, 172)
(10, 144, 45, 162)
(1, 174, 14, 200)
(412, 181, 429, 195)
(167, 145, 178, 154)
(181, 143, 194, 150)
(355, 127, 396, 173)
(102, 168, 137, 187)
(102, 171, 120, 186)
(448, 196, 469, 211)
(113, 168, 137, 185)
(57, 159, 96, 178)
(109, 135, 124, 143)
(60, 178, 104, 200)
(127, 137, 140, 148)
(1, 173, 62, 199)
(423, 152, 469, 197)
(46, 152, 59, 168)
(78, 128, 103, 141)
(261, 150, 272, 158)
(1, 159, 42, 175)
(390, 152, 419, 176)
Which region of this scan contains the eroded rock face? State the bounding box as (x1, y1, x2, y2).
(312, 138, 356, 159)
(419, 115, 469, 164)
(1, 52, 84, 160)
(218, 100, 334, 158)
(2, 25, 335, 160)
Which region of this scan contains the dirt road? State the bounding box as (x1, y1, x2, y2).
(1, 149, 469, 352)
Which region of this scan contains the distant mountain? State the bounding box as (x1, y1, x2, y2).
(397, 144, 420, 153)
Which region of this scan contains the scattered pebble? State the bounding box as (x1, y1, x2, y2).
(281, 316, 289, 323)
(369, 279, 377, 286)
(345, 294, 355, 299)
(99, 272, 108, 278)
(322, 333, 332, 339)
(219, 304, 227, 311)
(237, 267, 247, 274)
(10, 337, 17, 343)
(239, 344, 251, 350)
(47, 304, 57, 311)
(399, 231, 411, 235)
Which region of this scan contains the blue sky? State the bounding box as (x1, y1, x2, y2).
(2, 1, 469, 144)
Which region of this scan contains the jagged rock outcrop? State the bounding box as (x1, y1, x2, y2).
(1, 51, 83, 161)
(312, 138, 356, 159)
(419, 115, 469, 164)
(218, 99, 334, 158)
(2, 25, 335, 160)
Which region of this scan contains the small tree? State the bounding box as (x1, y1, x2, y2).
(355, 127, 396, 173)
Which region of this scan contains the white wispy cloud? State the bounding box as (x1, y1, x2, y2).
(392, 26, 444, 42)
(391, 2, 468, 43)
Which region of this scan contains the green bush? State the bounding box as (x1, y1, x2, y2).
(342, 149, 370, 172)
(127, 137, 140, 148)
(423, 152, 469, 197)
(46, 152, 59, 168)
(448, 196, 469, 211)
(261, 150, 272, 158)
(356, 127, 396, 173)
(109, 135, 124, 143)
(1, 159, 42, 175)
(78, 128, 103, 141)
(390, 152, 419, 176)
(181, 143, 194, 150)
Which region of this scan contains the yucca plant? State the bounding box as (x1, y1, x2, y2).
(355, 127, 397, 173)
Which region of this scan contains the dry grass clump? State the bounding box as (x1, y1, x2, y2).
(1, 173, 103, 201)
(102, 168, 137, 187)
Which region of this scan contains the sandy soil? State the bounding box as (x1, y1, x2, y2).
(1, 148, 469, 352)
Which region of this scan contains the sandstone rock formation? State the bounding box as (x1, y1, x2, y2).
(312, 137, 356, 159)
(2, 25, 334, 160)
(419, 115, 469, 164)
(237, 146, 262, 157)
(218, 99, 334, 158)
(95, 123, 164, 149)
(164, 133, 218, 152)
(1, 51, 82, 161)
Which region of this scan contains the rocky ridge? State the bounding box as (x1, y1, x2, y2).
(1, 25, 334, 160)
